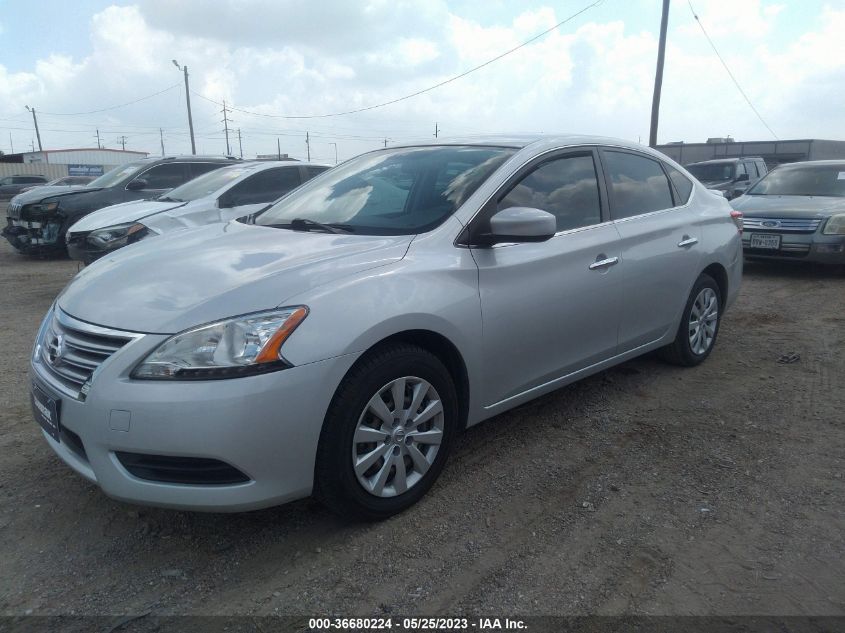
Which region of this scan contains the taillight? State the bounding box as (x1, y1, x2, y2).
(730, 210, 743, 234)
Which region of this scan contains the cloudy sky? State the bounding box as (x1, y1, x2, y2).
(1, 0, 843, 162)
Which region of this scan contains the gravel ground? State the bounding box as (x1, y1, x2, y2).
(0, 238, 842, 618)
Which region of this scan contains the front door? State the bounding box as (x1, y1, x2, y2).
(469, 149, 623, 408)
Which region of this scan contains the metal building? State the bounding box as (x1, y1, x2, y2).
(654, 138, 845, 168)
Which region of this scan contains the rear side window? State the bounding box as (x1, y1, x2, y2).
(190, 162, 226, 178)
(603, 151, 674, 219)
(498, 153, 602, 232)
(745, 162, 758, 179)
(305, 166, 328, 179)
(227, 168, 302, 205)
(665, 165, 693, 205)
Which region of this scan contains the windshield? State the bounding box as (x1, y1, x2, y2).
(86, 162, 147, 189)
(160, 165, 252, 202)
(686, 162, 735, 182)
(747, 165, 845, 197)
(254, 146, 514, 235)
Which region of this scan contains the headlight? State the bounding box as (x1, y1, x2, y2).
(132, 307, 308, 380)
(34, 201, 59, 212)
(87, 222, 149, 249)
(21, 201, 59, 219)
(823, 213, 845, 235)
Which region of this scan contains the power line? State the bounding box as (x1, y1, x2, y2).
(191, 0, 604, 120)
(39, 83, 182, 116)
(686, 0, 778, 139)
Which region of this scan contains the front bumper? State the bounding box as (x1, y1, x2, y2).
(742, 230, 845, 265)
(3, 217, 67, 255)
(30, 329, 360, 512)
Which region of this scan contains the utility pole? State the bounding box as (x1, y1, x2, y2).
(384, 138, 388, 148)
(648, 0, 671, 148)
(30, 139, 35, 152)
(329, 142, 337, 165)
(434, 122, 439, 138)
(95, 129, 102, 149)
(9, 132, 13, 154)
(237, 128, 243, 159)
(159, 128, 165, 156)
(25, 106, 42, 151)
(221, 100, 232, 156)
(305, 132, 311, 162)
(172, 60, 196, 155)
(117, 136, 127, 150)
(277, 137, 282, 160)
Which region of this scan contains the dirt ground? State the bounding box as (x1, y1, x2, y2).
(0, 237, 842, 618)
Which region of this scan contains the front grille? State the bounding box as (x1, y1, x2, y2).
(39, 310, 135, 399)
(115, 452, 250, 485)
(7, 202, 22, 220)
(742, 217, 822, 233)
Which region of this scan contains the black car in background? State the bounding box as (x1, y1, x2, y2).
(0, 174, 48, 199)
(2, 156, 237, 256)
(686, 157, 769, 199)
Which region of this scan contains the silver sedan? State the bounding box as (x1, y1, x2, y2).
(30, 135, 742, 519)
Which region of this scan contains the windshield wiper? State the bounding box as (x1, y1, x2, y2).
(158, 196, 183, 203)
(270, 218, 354, 234)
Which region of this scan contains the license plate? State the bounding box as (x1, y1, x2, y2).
(31, 383, 61, 441)
(750, 233, 781, 250)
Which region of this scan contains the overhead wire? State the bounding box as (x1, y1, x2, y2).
(686, 0, 778, 139)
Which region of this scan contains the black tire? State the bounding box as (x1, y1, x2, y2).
(314, 343, 458, 521)
(659, 273, 722, 367)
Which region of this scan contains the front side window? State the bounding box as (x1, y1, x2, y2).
(255, 146, 515, 235)
(744, 162, 758, 179)
(666, 165, 693, 205)
(498, 153, 602, 232)
(134, 163, 189, 190)
(603, 151, 674, 219)
(747, 165, 845, 197)
(190, 162, 227, 178)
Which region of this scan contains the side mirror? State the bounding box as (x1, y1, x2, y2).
(479, 207, 557, 246)
(126, 179, 148, 191)
(735, 173, 749, 182)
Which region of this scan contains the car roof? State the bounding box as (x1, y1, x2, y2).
(775, 160, 845, 169)
(687, 157, 765, 165)
(134, 155, 240, 164)
(389, 134, 659, 150)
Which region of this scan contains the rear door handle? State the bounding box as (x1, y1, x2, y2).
(678, 236, 698, 247)
(589, 256, 619, 270)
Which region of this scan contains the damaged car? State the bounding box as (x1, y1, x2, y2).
(2, 155, 237, 256)
(66, 161, 328, 264)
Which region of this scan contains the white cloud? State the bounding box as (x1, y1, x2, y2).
(1, 1, 843, 160)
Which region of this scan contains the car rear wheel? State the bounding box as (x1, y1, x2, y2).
(659, 273, 722, 367)
(314, 343, 457, 521)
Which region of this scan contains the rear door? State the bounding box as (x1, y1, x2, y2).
(600, 149, 703, 352)
(470, 148, 623, 407)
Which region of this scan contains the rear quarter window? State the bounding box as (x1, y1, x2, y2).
(666, 165, 693, 205)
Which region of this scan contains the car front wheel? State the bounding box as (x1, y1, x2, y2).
(314, 343, 457, 521)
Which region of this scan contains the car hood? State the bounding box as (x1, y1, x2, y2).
(69, 199, 184, 233)
(730, 195, 845, 218)
(10, 185, 103, 205)
(58, 221, 413, 333)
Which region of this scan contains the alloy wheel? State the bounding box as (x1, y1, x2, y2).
(688, 287, 719, 355)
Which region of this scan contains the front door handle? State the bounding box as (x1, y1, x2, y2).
(589, 256, 619, 270)
(678, 236, 698, 247)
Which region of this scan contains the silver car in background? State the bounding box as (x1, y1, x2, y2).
(30, 135, 742, 519)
